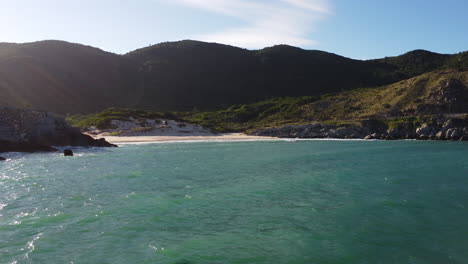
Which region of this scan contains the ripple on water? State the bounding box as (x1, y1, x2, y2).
(1, 141, 468, 264)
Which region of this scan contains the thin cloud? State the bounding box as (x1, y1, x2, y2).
(174, 0, 332, 48)
(280, 0, 331, 14)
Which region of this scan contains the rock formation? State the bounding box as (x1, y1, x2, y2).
(0, 107, 116, 153)
(250, 116, 468, 141)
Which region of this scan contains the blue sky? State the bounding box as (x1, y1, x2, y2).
(0, 0, 467, 59)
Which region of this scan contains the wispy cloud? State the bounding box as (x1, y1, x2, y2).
(174, 0, 332, 48)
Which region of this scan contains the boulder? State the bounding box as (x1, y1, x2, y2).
(451, 129, 461, 140)
(416, 123, 438, 138)
(463, 127, 468, 136)
(0, 156, 6, 161)
(64, 149, 74, 156)
(361, 119, 388, 135)
(387, 126, 405, 139)
(436, 131, 445, 140)
(418, 134, 429, 140)
(445, 128, 461, 140)
(329, 127, 364, 139)
(250, 123, 339, 139)
(442, 118, 467, 131)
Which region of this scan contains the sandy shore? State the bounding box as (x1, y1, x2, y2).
(95, 133, 279, 144)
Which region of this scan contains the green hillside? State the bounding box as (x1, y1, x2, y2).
(1, 40, 466, 114)
(68, 70, 468, 133)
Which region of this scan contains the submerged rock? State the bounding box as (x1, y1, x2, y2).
(64, 149, 74, 156)
(0, 156, 6, 161)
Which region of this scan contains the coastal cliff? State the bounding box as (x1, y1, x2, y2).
(250, 116, 468, 141)
(0, 107, 116, 153)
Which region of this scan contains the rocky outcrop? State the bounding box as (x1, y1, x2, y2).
(0, 107, 116, 153)
(0, 139, 58, 153)
(416, 79, 468, 115)
(250, 116, 468, 141)
(251, 123, 367, 139)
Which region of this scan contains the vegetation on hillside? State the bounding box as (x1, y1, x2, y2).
(1, 40, 466, 114)
(67, 108, 175, 130)
(68, 70, 468, 133)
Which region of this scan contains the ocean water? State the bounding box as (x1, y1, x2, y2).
(1, 140, 468, 264)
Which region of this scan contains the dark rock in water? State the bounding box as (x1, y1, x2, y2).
(64, 149, 74, 156)
(87, 137, 118, 147)
(0, 156, 6, 161)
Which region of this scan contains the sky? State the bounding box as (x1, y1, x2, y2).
(0, 0, 467, 59)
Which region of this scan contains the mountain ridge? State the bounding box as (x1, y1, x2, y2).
(0, 39, 466, 114)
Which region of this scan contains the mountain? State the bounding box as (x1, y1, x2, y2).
(0, 40, 466, 114)
(0, 40, 140, 113)
(124, 41, 401, 111)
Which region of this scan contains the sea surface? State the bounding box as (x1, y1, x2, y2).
(1, 140, 468, 264)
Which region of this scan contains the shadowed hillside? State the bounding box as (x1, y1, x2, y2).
(67, 70, 468, 134)
(170, 70, 468, 132)
(125, 41, 403, 110)
(0, 40, 466, 114)
(0, 41, 141, 114)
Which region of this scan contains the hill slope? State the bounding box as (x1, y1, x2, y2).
(0, 41, 141, 113)
(67, 70, 468, 135)
(0, 40, 466, 113)
(171, 70, 468, 132)
(124, 41, 405, 110)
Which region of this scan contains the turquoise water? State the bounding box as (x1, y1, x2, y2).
(1, 140, 468, 264)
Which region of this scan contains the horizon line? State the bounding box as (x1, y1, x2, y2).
(0, 38, 466, 61)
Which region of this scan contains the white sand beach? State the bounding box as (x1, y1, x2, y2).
(93, 133, 278, 144)
(85, 118, 278, 144)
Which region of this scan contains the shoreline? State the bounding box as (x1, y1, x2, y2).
(92, 135, 468, 146)
(93, 133, 280, 144)
(88, 134, 446, 145)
